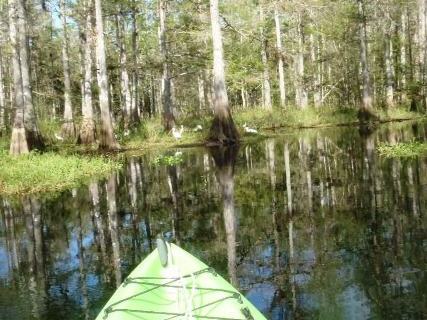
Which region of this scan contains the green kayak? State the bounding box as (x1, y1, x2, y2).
(96, 239, 267, 320)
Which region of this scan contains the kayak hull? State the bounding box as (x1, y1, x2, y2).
(95, 243, 267, 320)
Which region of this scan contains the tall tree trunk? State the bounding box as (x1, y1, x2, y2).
(79, 0, 96, 144)
(385, 20, 395, 108)
(60, 0, 75, 139)
(9, 0, 28, 154)
(0, 52, 5, 134)
(357, 0, 374, 117)
(207, 0, 239, 145)
(400, 9, 407, 102)
(131, 0, 140, 123)
(310, 33, 322, 108)
(9, 0, 44, 154)
(260, 4, 272, 110)
(417, 0, 427, 109)
(198, 73, 206, 111)
(295, 11, 308, 109)
(274, 3, 286, 108)
(94, 0, 119, 149)
(159, 0, 175, 131)
(115, 12, 132, 131)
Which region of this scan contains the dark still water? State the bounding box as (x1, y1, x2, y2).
(1, 122, 427, 320)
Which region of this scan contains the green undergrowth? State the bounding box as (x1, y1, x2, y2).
(0, 151, 122, 195)
(377, 141, 427, 158)
(124, 105, 424, 150)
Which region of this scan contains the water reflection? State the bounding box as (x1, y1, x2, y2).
(0, 121, 426, 319)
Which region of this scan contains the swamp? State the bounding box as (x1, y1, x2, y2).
(0, 0, 427, 319)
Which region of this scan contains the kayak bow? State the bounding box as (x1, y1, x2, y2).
(95, 240, 267, 320)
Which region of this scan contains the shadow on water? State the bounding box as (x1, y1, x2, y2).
(0, 120, 427, 319)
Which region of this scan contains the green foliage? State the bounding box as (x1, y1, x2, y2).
(0, 151, 122, 195)
(377, 141, 427, 158)
(153, 152, 184, 166)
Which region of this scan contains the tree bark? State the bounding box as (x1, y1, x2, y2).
(115, 12, 132, 130)
(260, 4, 272, 110)
(9, 0, 28, 154)
(94, 0, 119, 149)
(357, 0, 374, 117)
(0, 52, 5, 134)
(400, 9, 407, 102)
(131, 0, 140, 123)
(159, 0, 175, 131)
(385, 20, 395, 108)
(60, 0, 75, 139)
(207, 0, 239, 145)
(79, 0, 96, 145)
(417, 0, 427, 109)
(295, 11, 308, 109)
(274, 4, 286, 108)
(310, 33, 322, 108)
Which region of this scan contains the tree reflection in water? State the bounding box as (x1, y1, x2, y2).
(0, 122, 426, 319)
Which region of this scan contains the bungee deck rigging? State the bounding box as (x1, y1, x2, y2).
(96, 240, 267, 320)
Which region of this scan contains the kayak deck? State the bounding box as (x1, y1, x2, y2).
(96, 243, 266, 320)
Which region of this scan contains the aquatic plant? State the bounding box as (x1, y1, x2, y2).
(0, 151, 122, 195)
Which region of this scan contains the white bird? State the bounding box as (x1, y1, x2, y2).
(171, 125, 184, 140)
(193, 124, 203, 132)
(174, 151, 183, 157)
(54, 133, 64, 141)
(243, 123, 258, 134)
(123, 129, 130, 137)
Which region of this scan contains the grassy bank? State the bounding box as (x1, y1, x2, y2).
(0, 150, 122, 195)
(124, 106, 425, 150)
(0, 105, 423, 196)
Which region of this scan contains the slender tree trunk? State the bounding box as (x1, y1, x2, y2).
(0, 52, 5, 134)
(357, 0, 374, 118)
(417, 0, 427, 109)
(9, 0, 28, 154)
(207, 0, 239, 145)
(385, 20, 395, 108)
(400, 10, 407, 102)
(198, 74, 206, 111)
(309, 33, 322, 108)
(94, 0, 119, 149)
(115, 12, 132, 131)
(60, 0, 75, 139)
(131, 0, 140, 123)
(260, 4, 272, 110)
(274, 4, 286, 108)
(79, 0, 96, 144)
(159, 0, 175, 131)
(296, 12, 308, 109)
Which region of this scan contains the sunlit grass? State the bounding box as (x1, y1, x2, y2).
(123, 105, 424, 150)
(0, 151, 122, 195)
(377, 141, 427, 158)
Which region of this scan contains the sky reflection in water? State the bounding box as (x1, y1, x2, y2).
(0, 122, 426, 320)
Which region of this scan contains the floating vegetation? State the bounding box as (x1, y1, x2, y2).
(153, 152, 184, 166)
(0, 151, 122, 195)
